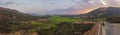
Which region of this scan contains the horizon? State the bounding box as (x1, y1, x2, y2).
(1, 0, 120, 35)
(0, 0, 120, 15)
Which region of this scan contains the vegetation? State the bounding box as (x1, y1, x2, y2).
(0, 14, 94, 35)
(0, 7, 95, 35)
(106, 17, 120, 23)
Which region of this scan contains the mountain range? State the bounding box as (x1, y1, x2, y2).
(79, 7, 120, 18)
(1, 6, 120, 19)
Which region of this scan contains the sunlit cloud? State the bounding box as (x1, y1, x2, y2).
(100, 0, 107, 5)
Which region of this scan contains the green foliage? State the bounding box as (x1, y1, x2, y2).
(73, 24, 94, 33)
(38, 23, 94, 35)
(29, 16, 84, 32)
(50, 16, 83, 24)
(40, 24, 57, 29)
(0, 13, 92, 34)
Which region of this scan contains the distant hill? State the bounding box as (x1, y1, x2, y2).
(81, 7, 120, 18)
(0, 7, 23, 15)
(0, 7, 39, 21)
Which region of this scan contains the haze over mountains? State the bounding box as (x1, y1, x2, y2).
(1, 6, 120, 18)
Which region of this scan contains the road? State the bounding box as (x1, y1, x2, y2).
(105, 22, 120, 35)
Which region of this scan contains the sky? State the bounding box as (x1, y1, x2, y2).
(0, 0, 120, 15)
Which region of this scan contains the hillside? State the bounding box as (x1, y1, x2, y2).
(80, 7, 120, 18)
(0, 7, 37, 33)
(0, 7, 40, 21)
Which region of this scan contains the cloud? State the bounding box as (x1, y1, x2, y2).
(4, 2, 15, 4)
(68, 6, 99, 14)
(1, 0, 120, 15)
(100, 0, 107, 5)
(0, 0, 23, 6)
(2, 2, 16, 6)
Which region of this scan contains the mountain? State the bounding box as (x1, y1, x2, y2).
(0, 7, 23, 15)
(81, 7, 120, 18)
(0, 7, 39, 33)
(0, 7, 39, 21)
